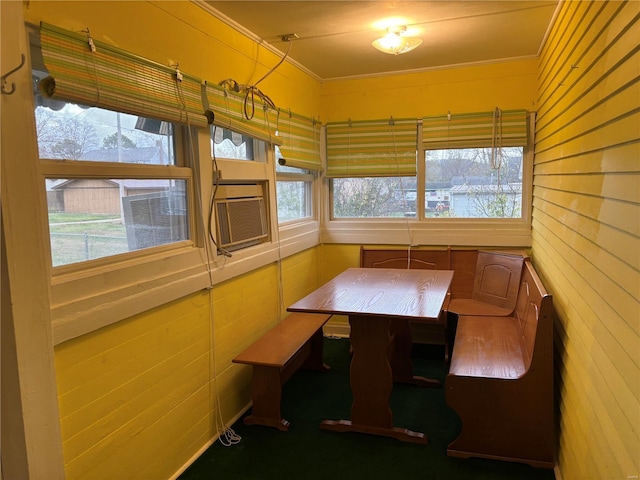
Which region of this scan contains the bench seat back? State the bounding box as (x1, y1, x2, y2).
(472, 251, 525, 312)
(515, 260, 552, 371)
(360, 247, 450, 270)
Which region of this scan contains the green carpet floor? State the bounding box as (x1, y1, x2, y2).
(180, 337, 555, 480)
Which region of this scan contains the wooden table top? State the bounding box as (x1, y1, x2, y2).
(288, 267, 454, 321)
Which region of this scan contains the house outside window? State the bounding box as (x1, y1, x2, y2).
(424, 147, 524, 218)
(35, 100, 190, 267)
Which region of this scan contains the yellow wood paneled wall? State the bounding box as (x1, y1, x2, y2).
(54, 293, 213, 479)
(23, 1, 322, 118)
(23, 1, 324, 478)
(320, 58, 538, 121)
(533, 2, 639, 479)
(54, 251, 320, 479)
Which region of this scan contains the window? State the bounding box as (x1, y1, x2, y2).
(424, 147, 523, 218)
(210, 127, 272, 254)
(326, 118, 418, 220)
(324, 111, 532, 246)
(332, 177, 417, 218)
(32, 22, 206, 269)
(421, 109, 528, 220)
(275, 147, 313, 222)
(35, 99, 190, 267)
(34, 84, 191, 269)
(29, 22, 211, 344)
(211, 126, 255, 161)
(328, 110, 529, 221)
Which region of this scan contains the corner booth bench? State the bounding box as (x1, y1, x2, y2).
(446, 258, 554, 468)
(360, 247, 528, 359)
(361, 247, 555, 467)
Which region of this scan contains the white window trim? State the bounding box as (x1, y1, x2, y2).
(275, 166, 319, 251)
(50, 247, 212, 344)
(25, 30, 324, 346)
(2, 7, 65, 476)
(201, 132, 321, 283)
(44, 126, 212, 344)
(47, 128, 315, 343)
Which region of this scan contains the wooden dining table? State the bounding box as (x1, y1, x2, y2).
(287, 267, 454, 444)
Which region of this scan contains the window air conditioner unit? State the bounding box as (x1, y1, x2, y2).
(122, 190, 188, 250)
(214, 184, 268, 252)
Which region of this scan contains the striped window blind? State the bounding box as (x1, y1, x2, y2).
(422, 109, 529, 149)
(38, 22, 207, 127)
(325, 118, 418, 177)
(203, 82, 279, 144)
(276, 110, 322, 171)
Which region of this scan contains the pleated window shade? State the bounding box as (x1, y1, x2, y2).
(38, 22, 207, 127)
(422, 109, 529, 149)
(203, 82, 279, 144)
(325, 118, 418, 178)
(276, 110, 322, 171)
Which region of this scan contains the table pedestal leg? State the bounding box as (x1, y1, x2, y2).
(320, 315, 427, 444)
(389, 319, 441, 388)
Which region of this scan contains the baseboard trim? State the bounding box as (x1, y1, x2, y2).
(169, 402, 252, 480)
(323, 323, 445, 345)
(323, 323, 350, 338)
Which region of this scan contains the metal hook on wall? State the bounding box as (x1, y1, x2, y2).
(1, 53, 26, 95)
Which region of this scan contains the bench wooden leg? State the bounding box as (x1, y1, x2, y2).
(244, 365, 289, 431)
(389, 319, 440, 388)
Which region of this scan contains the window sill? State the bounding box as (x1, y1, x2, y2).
(322, 218, 532, 247)
(50, 246, 211, 344)
(50, 221, 323, 345)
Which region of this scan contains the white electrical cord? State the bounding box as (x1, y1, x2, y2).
(218, 40, 293, 121)
(491, 107, 503, 169)
(387, 117, 415, 264)
(175, 75, 241, 447)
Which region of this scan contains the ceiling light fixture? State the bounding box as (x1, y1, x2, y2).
(372, 26, 422, 55)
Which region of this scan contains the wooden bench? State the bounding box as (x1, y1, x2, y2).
(445, 259, 555, 468)
(233, 312, 331, 431)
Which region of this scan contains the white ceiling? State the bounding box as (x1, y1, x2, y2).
(203, 1, 560, 80)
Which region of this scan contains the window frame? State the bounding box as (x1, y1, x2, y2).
(323, 115, 534, 247)
(26, 22, 211, 343)
(274, 156, 320, 255)
(22, 23, 323, 346)
(45, 125, 212, 344)
(422, 145, 526, 220)
(39, 116, 198, 268)
(275, 159, 315, 225)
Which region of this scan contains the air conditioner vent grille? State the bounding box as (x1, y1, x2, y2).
(215, 194, 267, 251)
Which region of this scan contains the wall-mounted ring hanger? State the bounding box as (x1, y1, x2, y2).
(1, 53, 26, 95)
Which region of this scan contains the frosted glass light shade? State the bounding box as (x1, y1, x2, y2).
(372, 28, 422, 55)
